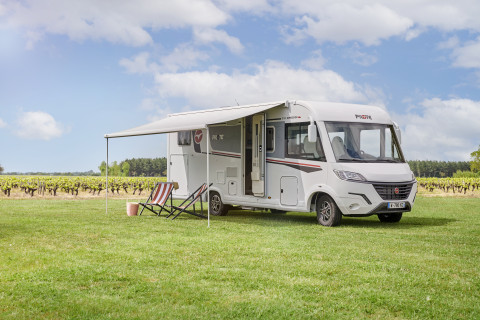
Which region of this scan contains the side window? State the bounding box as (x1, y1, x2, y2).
(285, 122, 326, 161)
(266, 126, 275, 152)
(209, 125, 241, 153)
(177, 131, 191, 146)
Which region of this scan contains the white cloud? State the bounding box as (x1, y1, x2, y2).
(280, 1, 480, 48)
(404, 27, 425, 41)
(437, 36, 460, 50)
(193, 27, 244, 54)
(301, 49, 326, 70)
(0, 117, 7, 128)
(120, 45, 210, 74)
(119, 52, 154, 74)
(343, 43, 377, 66)
(394, 98, 480, 160)
(0, 3, 7, 16)
(284, 3, 413, 46)
(2, 0, 229, 47)
(214, 0, 273, 13)
(152, 60, 378, 108)
(119, 52, 152, 74)
(397, 1, 480, 32)
(160, 44, 210, 72)
(451, 38, 480, 69)
(15, 111, 67, 140)
(4, 0, 480, 52)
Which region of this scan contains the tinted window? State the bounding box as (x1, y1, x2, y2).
(266, 126, 275, 152)
(177, 131, 191, 145)
(285, 122, 326, 161)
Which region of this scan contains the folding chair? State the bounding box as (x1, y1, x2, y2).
(138, 182, 175, 216)
(166, 183, 211, 220)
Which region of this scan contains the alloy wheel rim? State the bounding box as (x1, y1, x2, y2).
(320, 201, 331, 221)
(212, 195, 220, 212)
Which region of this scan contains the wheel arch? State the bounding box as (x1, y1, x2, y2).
(204, 186, 222, 202)
(307, 187, 342, 214)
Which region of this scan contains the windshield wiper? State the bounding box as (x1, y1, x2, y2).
(337, 157, 368, 162)
(375, 159, 401, 163)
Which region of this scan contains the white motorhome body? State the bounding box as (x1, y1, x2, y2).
(165, 101, 417, 226)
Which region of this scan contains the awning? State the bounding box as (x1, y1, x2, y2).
(105, 101, 285, 138)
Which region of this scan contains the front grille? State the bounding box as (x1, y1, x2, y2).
(373, 183, 413, 200)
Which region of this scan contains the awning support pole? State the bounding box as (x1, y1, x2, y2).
(106, 138, 109, 215)
(207, 126, 210, 228)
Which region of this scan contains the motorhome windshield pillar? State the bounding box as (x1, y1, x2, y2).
(393, 122, 402, 144)
(308, 116, 317, 143)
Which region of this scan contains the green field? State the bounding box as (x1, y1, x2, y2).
(0, 197, 479, 319)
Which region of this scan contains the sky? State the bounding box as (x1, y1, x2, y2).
(1, 0, 480, 173)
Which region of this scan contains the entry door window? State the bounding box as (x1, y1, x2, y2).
(266, 126, 275, 152)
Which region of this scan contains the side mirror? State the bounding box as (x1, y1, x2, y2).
(308, 123, 317, 143)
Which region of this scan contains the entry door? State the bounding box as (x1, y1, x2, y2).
(170, 154, 188, 197)
(251, 113, 265, 197)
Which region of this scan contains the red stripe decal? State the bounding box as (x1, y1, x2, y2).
(266, 158, 322, 169)
(212, 151, 241, 158)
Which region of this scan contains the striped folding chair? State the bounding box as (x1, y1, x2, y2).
(166, 183, 211, 220)
(139, 182, 175, 216)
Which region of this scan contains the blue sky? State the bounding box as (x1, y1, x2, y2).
(1, 0, 480, 173)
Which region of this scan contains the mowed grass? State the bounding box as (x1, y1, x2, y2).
(0, 197, 479, 319)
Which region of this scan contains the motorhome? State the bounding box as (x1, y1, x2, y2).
(106, 100, 417, 226)
(166, 101, 417, 226)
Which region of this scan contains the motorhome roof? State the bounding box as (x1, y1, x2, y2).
(295, 101, 392, 124)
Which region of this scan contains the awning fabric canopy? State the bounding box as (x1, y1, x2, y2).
(105, 101, 285, 138)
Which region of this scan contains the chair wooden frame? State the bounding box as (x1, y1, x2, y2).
(166, 183, 211, 220)
(138, 182, 175, 216)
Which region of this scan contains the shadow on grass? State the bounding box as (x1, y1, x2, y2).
(222, 209, 316, 226)
(0, 223, 29, 238)
(179, 209, 457, 229)
(341, 216, 456, 229)
(167, 209, 316, 226)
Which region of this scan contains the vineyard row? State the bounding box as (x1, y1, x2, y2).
(2, 176, 479, 198)
(417, 177, 480, 194)
(0, 176, 167, 197)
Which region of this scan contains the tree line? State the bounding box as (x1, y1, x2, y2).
(407, 160, 472, 178)
(3, 144, 479, 178)
(99, 158, 167, 177)
(99, 158, 472, 178)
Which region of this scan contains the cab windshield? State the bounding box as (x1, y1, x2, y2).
(325, 122, 405, 163)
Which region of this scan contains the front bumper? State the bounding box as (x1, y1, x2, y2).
(334, 180, 417, 216)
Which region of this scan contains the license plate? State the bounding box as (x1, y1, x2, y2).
(388, 202, 406, 209)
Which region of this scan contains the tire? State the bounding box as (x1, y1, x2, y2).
(316, 195, 342, 227)
(378, 212, 402, 223)
(209, 192, 229, 216)
(270, 209, 286, 214)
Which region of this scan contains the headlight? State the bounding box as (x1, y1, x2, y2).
(333, 170, 366, 182)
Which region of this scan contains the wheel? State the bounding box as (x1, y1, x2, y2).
(270, 209, 286, 214)
(209, 192, 229, 216)
(316, 195, 342, 227)
(378, 212, 402, 223)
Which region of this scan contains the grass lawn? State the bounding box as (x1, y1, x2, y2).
(0, 196, 479, 319)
